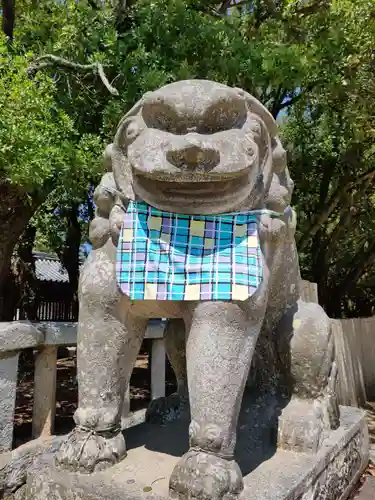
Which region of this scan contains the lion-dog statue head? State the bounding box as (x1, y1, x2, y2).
(91, 80, 295, 250)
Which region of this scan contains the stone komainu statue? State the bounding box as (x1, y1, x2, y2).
(56, 80, 339, 500)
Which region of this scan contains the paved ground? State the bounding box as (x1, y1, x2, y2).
(355, 477, 375, 500)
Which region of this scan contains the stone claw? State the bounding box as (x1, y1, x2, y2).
(169, 450, 243, 500)
(55, 427, 126, 474)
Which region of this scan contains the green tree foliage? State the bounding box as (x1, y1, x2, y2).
(1, 0, 374, 318)
(282, 0, 375, 317)
(0, 34, 102, 318)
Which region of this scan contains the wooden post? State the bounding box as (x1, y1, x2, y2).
(332, 319, 367, 407)
(0, 352, 20, 452)
(300, 280, 319, 303)
(358, 317, 375, 400)
(151, 338, 166, 400)
(32, 345, 57, 438)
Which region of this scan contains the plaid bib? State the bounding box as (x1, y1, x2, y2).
(116, 201, 279, 301)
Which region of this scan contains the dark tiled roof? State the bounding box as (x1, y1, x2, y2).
(34, 252, 70, 283)
(33, 251, 85, 283)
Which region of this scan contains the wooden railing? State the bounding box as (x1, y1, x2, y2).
(0, 320, 166, 453)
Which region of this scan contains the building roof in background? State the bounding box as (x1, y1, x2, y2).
(34, 251, 70, 283)
(33, 251, 85, 283)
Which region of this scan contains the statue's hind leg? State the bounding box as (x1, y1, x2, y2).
(170, 301, 265, 500)
(56, 241, 148, 473)
(277, 300, 339, 453)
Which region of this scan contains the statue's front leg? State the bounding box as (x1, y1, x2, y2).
(170, 301, 265, 500)
(56, 242, 148, 473)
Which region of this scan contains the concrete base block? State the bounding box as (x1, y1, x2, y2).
(25, 403, 369, 500)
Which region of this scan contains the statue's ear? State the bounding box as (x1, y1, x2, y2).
(110, 98, 147, 202)
(272, 137, 287, 174)
(235, 87, 286, 175)
(110, 141, 135, 202)
(233, 88, 278, 138)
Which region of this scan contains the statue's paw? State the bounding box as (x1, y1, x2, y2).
(146, 393, 188, 424)
(55, 427, 126, 474)
(277, 398, 324, 453)
(169, 450, 243, 500)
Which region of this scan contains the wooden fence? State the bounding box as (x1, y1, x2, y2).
(13, 301, 77, 322)
(301, 280, 375, 406)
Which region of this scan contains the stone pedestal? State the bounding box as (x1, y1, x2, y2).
(24, 394, 369, 500)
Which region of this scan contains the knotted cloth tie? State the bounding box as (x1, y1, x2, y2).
(116, 201, 282, 301)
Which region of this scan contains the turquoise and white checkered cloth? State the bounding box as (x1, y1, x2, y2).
(116, 201, 281, 301)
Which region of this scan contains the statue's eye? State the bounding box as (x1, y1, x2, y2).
(119, 117, 143, 148)
(142, 100, 179, 133)
(201, 98, 247, 134)
(126, 121, 139, 141)
(247, 116, 269, 164)
(249, 119, 262, 140)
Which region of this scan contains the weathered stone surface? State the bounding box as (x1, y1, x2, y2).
(25, 406, 368, 500)
(0, 322, 43, 354)
(0, 353, 20, 453)
(4, 483, 27, 500)
(0, 435, 65, 496)
(54, 80, 346, 499)
(0, 411, 147, 499)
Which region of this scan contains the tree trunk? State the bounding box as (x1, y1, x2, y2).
(58, 204, 82, 320)
(12, 224, 39, 320)
(0, 182, 36, 320)
(1, 0, 15, 40)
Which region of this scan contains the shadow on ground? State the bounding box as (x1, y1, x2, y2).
(125, 390, 286, 477)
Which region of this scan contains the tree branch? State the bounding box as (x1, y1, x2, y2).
(293, 0, 331, 18)
(97, 63, 119, 96)
(269, 85, 287, 118)
(298, 168, 375, 250)
(277, 89, 307, 113)
(225, 0, 255, 10)
(28, 55, 119, 96)
(218, 0, 232, 13)
(326, 176, 373, 254)
(275, 80, 323, 114)
(87, 0, 99, 9)
(338, 241, 375, 297)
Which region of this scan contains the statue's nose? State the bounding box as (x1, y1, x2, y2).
(167, 134, 220, 172)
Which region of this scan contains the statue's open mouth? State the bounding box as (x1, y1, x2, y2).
(132, 173, 253, 214)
